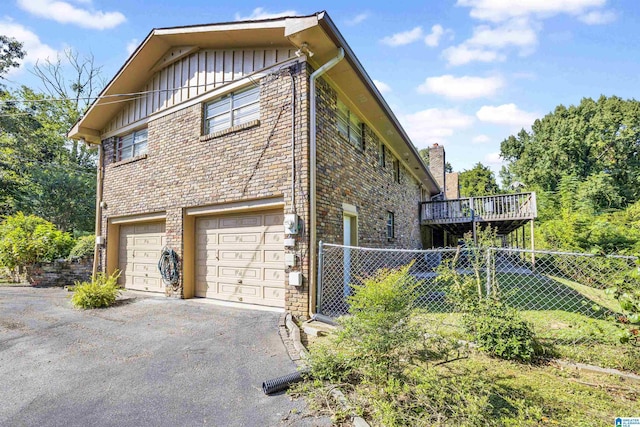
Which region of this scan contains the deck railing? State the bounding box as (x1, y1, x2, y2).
(420, 192, 537, 224)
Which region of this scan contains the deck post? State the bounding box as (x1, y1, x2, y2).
(470, 197, 477, 243)
(530, 219, 535, 271)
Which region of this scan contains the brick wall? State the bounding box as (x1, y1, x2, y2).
(98, 63, 311, 316)
(314, 77, 423, 249)
(26, 259, 92, 287)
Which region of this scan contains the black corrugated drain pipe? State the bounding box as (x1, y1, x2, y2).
(262, 369, 309, 395)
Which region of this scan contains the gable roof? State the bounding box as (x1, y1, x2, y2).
(69, 11, 439, 193)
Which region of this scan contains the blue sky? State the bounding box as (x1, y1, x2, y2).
(1, 0, 639, 178)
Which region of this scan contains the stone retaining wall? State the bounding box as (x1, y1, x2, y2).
(26, 259, 92, 287)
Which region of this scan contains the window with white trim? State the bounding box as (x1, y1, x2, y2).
(204, 85, 260, 134)
(386, 211, 395, 239)
(117, 128, 148, 161)
(337, 99, 364, 150)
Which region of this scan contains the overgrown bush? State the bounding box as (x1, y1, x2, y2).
(463, 299, 539, 362)
(69, 235, 95, 259)
(303, 264, 498, 426)
(71, 271, 121, 309)
(335, 263, 423, 382)
(0, 213, 74, 280)
(436, 228, 540, 362)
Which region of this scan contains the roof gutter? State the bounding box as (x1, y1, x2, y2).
(309, 47, 344, 316)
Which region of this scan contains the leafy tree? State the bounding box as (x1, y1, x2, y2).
(0, 36, 25, 78)
(0, 48, 102, 233)
(500, 96, 640, 204)
(458, 162, 499, 197)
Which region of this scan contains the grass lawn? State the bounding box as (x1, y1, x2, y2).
(300, 333, 640, 427)
(412, 271, 640, 372)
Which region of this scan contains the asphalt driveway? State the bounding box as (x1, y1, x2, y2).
(0, 287, 327, 427)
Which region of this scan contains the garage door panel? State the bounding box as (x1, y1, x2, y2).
(219, 232, 261, 245)
(219, 215, 262, 228)
(264, 286, 285, 300)
(197, 218, 218, 229)
(195, 209, 285, 307)
(264, 250, 283, 263)
(197, 233, 218, 246)
(197, 265, 218, 277)
(218, 250, 261, 263)
(134, 223, 165, 234)
(264, 268, 284, 281)
(264, 232, 283, 245)
(219, 266, 260, 280)
(264, 213, 283, 226)
(132, 235, 164, 247)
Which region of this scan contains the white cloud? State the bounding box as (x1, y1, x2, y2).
(476, 103, 538, 128)
(0, 19, 58, 74)
(373, 79, 391, 94)
(234, 8, 296, 21)
(126, 38, 139, 56)
(401, 108, 474, 147)
(578, 9, 617, 24)
(484, 151, 504, 167)
(424, 24, 446, 47)
(346, 12, 369, 26)
(472, 134, 491, 144)
(442, 44, 504, 66)
(17, 0, 126, 30)
(381, 26, 423, 47)
(467, 18, 538, 49)
(418, 75, 504, 100)
(456, 0, 607, 22)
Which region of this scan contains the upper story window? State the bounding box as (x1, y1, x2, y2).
(204, 85, 260, 134)
(117, 128, 148, 161)
(392, 158, 401, 183)
(379, 142, 386, 167)
(337, 99, 363, 150)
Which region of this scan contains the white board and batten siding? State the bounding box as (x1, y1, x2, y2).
(195, 209, 285, 308)
(103, 48, 295, 134)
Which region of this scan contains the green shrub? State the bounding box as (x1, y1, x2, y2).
(0, 213, 74, 271)
(71, 271, 121, 309)
(69, 235, 95, 259)
(463, 299, 539, 362)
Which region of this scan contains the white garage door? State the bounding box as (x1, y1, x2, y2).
(118, 222, 166, 293)
(195, 209, 285, 307)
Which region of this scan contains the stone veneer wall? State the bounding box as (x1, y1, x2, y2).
(98, 62, 311, 316)
(26, 259, 92, 287)
(314, 77, 423, 249)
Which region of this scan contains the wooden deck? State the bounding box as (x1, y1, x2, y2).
(420, 192, 537, 236)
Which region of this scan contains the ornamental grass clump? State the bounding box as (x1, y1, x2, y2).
(71, 271, 121, 309)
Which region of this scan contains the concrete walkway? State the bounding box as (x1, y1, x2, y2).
(0, 287, 328, 427)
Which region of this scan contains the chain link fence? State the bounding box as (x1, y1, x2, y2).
(317, 242, 639, 355)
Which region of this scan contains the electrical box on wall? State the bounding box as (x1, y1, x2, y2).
(289, 271, 302, 287)
(96, 235, 105, 245)
(283, 214, 298, 234)
(284, 238, 296, 247)
(284, 253, 296, 267)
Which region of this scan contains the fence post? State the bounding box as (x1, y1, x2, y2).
(316, 240, 324, 315)
(485, 248, 492, 297)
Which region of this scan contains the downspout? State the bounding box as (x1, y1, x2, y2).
(309, 47, 344, 316)
(92, 142, 104, 280)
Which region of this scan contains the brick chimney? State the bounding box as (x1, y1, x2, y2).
(427, 143, 446, 195)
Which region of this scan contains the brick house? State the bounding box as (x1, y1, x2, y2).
(69, 11, 441, 317)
